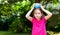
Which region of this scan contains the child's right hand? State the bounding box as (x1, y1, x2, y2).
(31, 3, 35, 10)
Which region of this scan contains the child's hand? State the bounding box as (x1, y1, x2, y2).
(31, 3, 35, 10)
(40, 4, 45, 10)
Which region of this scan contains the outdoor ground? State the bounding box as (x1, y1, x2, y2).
(0, 31, 31, 35)
(0, 31, 60, 35)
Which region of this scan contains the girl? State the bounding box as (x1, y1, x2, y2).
(25, 1, 52, 35)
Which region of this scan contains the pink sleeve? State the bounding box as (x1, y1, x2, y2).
(43, 16, 47, 22)
(31, 17, 34, 23)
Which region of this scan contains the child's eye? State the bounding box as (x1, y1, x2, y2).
(38, 13, 40, 14)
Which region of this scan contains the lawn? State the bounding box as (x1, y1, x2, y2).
(0, 31, 60, 35)
(0, 31, 31, 35)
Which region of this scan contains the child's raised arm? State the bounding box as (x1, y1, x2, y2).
(25, 3, 35, 22)
(40, 4, 52, 20)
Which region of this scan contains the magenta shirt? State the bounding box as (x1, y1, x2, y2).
(31, 17, 47, 35)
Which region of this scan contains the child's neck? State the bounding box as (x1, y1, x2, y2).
(35, 18, 41, 21)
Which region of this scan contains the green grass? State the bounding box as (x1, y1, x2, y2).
(0, 31, 60, 35)
(0, 31, 31, 35)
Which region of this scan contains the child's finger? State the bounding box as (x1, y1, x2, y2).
(30, 3, 35, 9)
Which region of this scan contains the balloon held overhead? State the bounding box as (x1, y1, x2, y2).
(34, 3, 41, 9)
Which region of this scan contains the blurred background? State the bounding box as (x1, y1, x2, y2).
(0, 0, 60, 35)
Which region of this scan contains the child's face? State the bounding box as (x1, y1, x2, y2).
(34, 9, 42, 19)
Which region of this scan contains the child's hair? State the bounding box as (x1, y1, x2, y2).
(35, 0, 40, 3)
(33, 8, 44, 14)
(32, 8, 45, 20)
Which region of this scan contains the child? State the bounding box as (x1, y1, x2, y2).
(25, 3, 52, 35)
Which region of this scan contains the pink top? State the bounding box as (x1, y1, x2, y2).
(31, 17, 47, 35)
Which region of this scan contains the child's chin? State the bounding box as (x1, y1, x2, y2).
(35, 17, 41, 19)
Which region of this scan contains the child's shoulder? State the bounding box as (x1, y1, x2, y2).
(42, 16, 47, 22)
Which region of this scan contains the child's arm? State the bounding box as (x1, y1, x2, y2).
(25, 3, 35, 22)
(41, 5, 52, 20)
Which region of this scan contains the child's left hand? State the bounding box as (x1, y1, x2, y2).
(40, 4, 45, 10)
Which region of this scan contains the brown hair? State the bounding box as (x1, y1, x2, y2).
(35, 0, 40, 3)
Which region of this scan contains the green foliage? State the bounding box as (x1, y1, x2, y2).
(0, 0, 60, 33)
